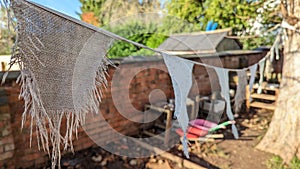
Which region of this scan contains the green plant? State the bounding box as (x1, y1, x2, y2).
(105, 21, 167, 58)
(0, 7, 15, 55)
(268, 156, 285, 169)
(166, 0, 281, 49)
(105, 17, 200, 58)
(290, 157, 300, 169)
(267, 156, 300, 169)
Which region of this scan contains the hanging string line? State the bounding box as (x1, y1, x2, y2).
(27, 0, 283, 72)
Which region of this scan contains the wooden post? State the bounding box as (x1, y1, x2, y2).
(246, 85, 250, 111)
(165, 109, 172, 146)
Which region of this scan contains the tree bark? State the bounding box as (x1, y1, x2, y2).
(256, 0, 300, 163)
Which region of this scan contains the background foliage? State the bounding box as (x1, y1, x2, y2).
(267, 156, 300, 169)
(80, 0, 281, 58)
(103, 16, 200, 58)
(167, 0, 281, 49)
(0, 7, 14, 55)
(0, 1, 281, 56)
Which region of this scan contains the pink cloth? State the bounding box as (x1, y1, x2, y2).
(189, 119, 218, 130)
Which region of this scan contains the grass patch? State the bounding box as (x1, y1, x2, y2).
(267, 156, 300, 169)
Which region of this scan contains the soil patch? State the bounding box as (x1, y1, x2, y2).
(37, 109, 273, 169)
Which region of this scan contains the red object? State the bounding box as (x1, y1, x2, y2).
(187, 126, 208, 136)
(175, 126, 208, 139)
(176, 128, 199, 139)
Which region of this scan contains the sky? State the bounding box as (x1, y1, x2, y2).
(27, 0, 166, 20)
(2, 0, 166, 20)
(30, 0, 82, 19)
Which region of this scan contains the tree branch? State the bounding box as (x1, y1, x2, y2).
(226, 24, 281, 39)
(281, 2, 300, 25)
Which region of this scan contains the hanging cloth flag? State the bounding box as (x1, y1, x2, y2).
(248, 64, 258, 101)
(9, 0, 117, 167)
(5, 0, 274, 167)
(264, 58, 274, 81)
(234, 70, 247, 113)
(6, 0, 198, 166)
(214, 68, 239, 139)
(162, 54, 194, 158)
(275, 42, 281, 60)
(258, 59, 266, 94)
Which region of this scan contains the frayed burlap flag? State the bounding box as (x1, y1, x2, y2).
(7, 0, 116, 167)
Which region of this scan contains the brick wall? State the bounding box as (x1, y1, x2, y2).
(0, 89, 14, 169)
(0, 59, 175, 168)
(0, 53, 266, 168)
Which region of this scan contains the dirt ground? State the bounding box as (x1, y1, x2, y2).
(199, 109, 273, 169)
(39, 109, 273, 169)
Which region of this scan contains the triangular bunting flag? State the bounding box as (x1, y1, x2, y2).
(234, 70, 247, 113)
(248, 64, 258, 101)
(10, 0, 115, 167)
(258, 59, 266, 94)
(214, 68, 239, 139)
(4, 0, 276, 167)
(162, 54, 194, 158)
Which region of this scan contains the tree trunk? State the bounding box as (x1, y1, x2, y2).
(256, 0, 300, 163)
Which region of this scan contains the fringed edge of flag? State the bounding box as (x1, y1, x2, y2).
(1, 1, 113, 168)
(17, 59, 111, 168)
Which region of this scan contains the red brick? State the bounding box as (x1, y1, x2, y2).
(0, 151, 13, 161)
(0, 122, 6, 128)
(6, 161, 15, 169)
(0, 137, 13, 146)
(0, 146, 3, 153)
(7, 94, 20, 103)
(4, 144, 14, 152)
(0, 105, 10, 113)
(25, 152, 46, 162)
(34, 155, 49, 166)
(0, 160, 15, 169)
(2, 126, 11, 136)
(0, 57, 251, 167)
